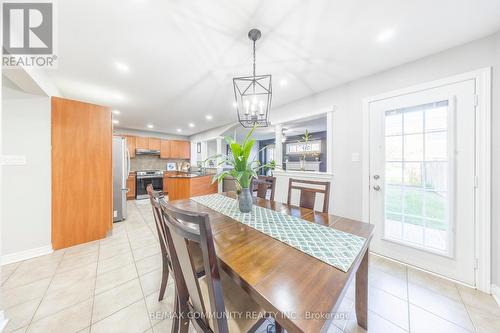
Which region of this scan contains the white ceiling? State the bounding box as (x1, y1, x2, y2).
(49, 0, 500, 135)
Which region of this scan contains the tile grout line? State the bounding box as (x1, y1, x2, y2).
(87, 202, 153, 330)
(455, 284, 478, 332)
(127, 200, 155, 332)
(24, 249, 67, 332)
(88, 238, 101, 332)
(405, 265, 411, 332)
(0, 262, 21, 287)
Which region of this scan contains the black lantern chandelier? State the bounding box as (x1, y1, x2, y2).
(233, 29, 272, 128)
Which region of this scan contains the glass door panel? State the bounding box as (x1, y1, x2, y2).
(383, 101, 451, 254)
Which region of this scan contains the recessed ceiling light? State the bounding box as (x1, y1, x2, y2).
(177, 128, 182, 133)
(205, 115, 213, 120)
(115, 62, 129, 73)
(112, 119, 119, 124)
(112, 110, 121, 115)
(376, 28, 396, 43)
(279, 79, 288, 87)
(147, 124, 154, 129)
(188, 123, 195, 128)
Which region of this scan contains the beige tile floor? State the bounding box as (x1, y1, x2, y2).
(1, 199, 499, 333)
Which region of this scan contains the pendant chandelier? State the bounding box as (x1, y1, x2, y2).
(233, 28, 272, 128)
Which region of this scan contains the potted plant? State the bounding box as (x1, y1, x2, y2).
(297, 129, 313, 171)
(212, 126, 274, 213)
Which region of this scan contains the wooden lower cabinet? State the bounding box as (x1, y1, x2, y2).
(163, 173, 169, 193)
(127, 173, 136, 199)
(166, 175, 217, 201)
(51, 97, 112, 250)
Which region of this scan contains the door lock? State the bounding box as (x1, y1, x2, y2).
(373, 174, 380, 180)
(373, 185, 381, 191)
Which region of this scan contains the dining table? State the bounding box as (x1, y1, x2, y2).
(167, 192, 374, 333)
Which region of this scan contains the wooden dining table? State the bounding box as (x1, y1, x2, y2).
(168, 192, 374, 333)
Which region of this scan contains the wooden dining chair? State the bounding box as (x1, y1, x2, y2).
(147, 184, 204, 303)
(159, 201, 270, 333)
(253, 175, 276, 201)
(287, 178, 331, 213)
(146, 184, 172, 302)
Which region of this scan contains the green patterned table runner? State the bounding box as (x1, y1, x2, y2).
(191, 194, 366, 272)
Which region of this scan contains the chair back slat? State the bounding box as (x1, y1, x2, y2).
(160, 201, 229, 333)
(287, 178, 331, 213)
(254, 175, 276, 201)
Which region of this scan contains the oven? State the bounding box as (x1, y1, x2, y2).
(136, 170, 163, 199)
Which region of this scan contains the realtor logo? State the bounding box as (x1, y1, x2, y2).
(2, 1, 57, 67)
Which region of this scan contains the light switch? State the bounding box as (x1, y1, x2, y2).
(0, 155, 26, 165)
(351, 152, 360, 162)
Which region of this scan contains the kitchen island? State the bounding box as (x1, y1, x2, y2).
(165, 173, 218, 200)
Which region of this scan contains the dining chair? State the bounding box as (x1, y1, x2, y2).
(287, 178, 331, 213)
(253, 175, 276, 201)
(146, 184, 204, 303)
(159, 201, 270, 333)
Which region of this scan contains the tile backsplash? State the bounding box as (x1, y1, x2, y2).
(130, 155, 187, 171)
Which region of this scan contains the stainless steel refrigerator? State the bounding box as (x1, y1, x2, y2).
(113, 136, 130, 222)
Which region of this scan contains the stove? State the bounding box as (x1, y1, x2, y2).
(136, 169, 163, 199)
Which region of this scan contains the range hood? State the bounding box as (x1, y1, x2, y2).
(135, 148, 160, 155)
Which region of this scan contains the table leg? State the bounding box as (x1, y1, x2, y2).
(355, 250, 368, 329)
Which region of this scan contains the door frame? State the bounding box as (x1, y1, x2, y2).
(361, 68, 492, 292)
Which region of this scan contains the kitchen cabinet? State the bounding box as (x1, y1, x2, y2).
(136, 136, 149, 150)
(170, 140, 191, 159)
(160, 140, 171, 159)
(163, 173, 169, 193)
(127, 173, 136, 199)
(123, 135, 136, 158)
(149, 138, 161, 150)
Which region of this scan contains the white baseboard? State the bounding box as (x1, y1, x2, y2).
(492, 284, 500, 307)
(1, 245, 53, 266)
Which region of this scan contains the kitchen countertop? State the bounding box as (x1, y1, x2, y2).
(166, 173, 213, 179)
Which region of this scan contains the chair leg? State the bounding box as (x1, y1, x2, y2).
(275, 321, 283, 333)
(178, 305, 190, 333)
(171, 288, 180, 333)
(158, 261, 169, 301)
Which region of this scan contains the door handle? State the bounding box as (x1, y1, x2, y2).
(373, 185, 381, 191)
(373, 174, 380, 180)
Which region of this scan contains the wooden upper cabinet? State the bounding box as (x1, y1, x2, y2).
(170, 140, 191, 159)
(149, 138, 161, 150)
(136, 136, 149, 150)
(124, 135, 136, 158)
(160, 140, 171, 159)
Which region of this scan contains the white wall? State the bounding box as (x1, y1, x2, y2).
(270, 32, 500, 287)
(1, 81, 52, 263)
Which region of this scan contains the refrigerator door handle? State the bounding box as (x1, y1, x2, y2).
(126, 145, 131, 176)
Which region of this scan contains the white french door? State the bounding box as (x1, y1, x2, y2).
(368, 79, 476, 285)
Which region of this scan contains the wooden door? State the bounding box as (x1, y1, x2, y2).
(149, 137, 161, 150)
(160, 140, 171, 159)
(52, 97, 112, 249)
(136, 136, 149, 149)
